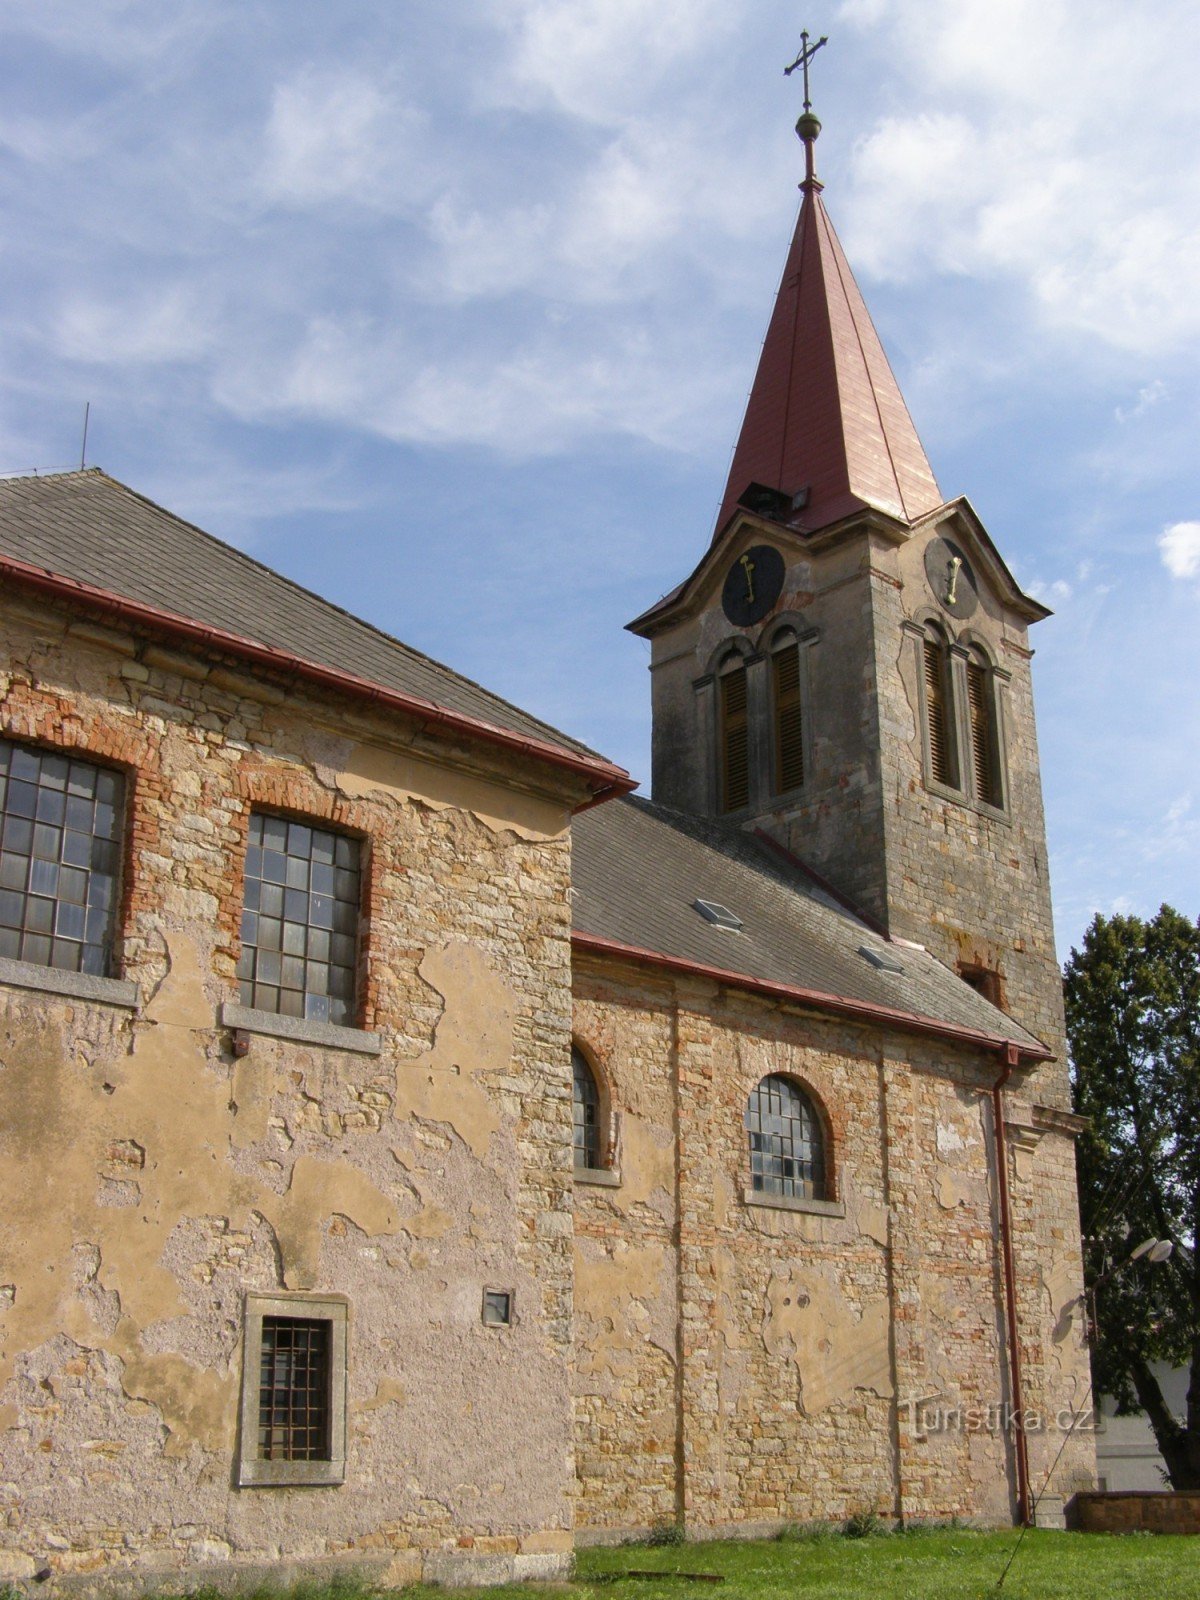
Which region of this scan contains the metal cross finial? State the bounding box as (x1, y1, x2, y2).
(784, 30, 827, 112)
(784, 31, 828, 189)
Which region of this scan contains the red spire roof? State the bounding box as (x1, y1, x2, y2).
(714, 171, 942, 541)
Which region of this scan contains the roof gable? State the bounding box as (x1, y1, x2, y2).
(0, 470, 632, 794)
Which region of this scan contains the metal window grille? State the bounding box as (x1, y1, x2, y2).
(720, 664, 749, 812)
(745, 1073, 825, 1200)
(923, 637, 956, 788)
(237, 813, 361, 1024)
(0, 738, 123, 976)
(772, 641, 804, 793)
(257, 1316, 331, 1462)
(572, 1046, 601, 1169)
(966, 661, 1001, 807)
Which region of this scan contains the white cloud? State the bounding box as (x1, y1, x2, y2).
(838, 0, 1200, 355)
(0, 0, 215, 69)
(259, 68, 436, 212)
(55, 285, 214, 366)
(492, 0, 732, 123)
(1026, 577, 1072, 606)
(1116, 380, 1167, 423)
(1158, 521, 1200, 580)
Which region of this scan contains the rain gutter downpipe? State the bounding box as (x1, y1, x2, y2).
(993, 1042, 1032, 1527)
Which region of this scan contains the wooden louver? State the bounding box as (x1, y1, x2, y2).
(720, 665, 750, 812)
(923, 637, 954, 787)
(967, 660, 1001, 806)
(773, 643, 804, 793)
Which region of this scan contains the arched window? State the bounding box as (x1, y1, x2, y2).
(921, 626, 958, 790)
(572, 1045, 602, 1170)
(770, 629, 804, 794)
(717, 650, 750, 813)
(966, 650, 1002, 808)
(745, 1074, 826, 1200)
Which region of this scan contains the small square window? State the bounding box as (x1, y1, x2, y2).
(238, 1293, 347, 1487)
(482, 1289, 512, 1327)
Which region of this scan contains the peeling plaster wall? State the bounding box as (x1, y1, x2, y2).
(572, 957, 1093, 1536)
(0, 596, 578, 1587)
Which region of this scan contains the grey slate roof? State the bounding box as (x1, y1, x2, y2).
(572, 796, 1045, 1051)
(0, 469, 603, 760)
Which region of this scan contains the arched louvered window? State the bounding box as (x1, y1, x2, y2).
(966, 654, 1002, 808)
(718, 652, 750, 813)
(922, 629, 957, 790)
(572, 1046, 602, 1170)
(771, 631, 804, 795)
(745, 1074, 826, 1200)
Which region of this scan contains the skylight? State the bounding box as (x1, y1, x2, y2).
(694, 899, 743, 931)
(859, 944, 904, 974)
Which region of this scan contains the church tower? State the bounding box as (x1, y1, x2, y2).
(628, 77, 1068, 1095)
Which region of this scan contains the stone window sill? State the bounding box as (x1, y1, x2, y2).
(574, 1166, 621, 1188)
(924, 778, 1011, 827)
(238, 1457, 346, 1488)
(220, 1002, 381, 1056)
(742, 1187, 845, 1218)
(0, 955, 139, 1009)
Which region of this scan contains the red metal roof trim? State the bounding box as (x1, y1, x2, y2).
(1, 553, 635, 806)
(572, 930, 1051, 1064)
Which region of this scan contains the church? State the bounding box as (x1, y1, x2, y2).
(0, 86, 1093, 1591)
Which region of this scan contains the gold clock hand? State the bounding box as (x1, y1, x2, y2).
(739, 552, 756, 603)
(945, 556, 962, 607)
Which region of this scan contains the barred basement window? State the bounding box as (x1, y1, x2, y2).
(0, 738, 123, 976)
(718, 654, 749, 813)
(259, 1317, 329, 1461)
(922, 632, 957, 790)
(238, 1293, 347, 1486)
(238, 813, 361, 1025)
(771, 632, 804, 794)
(966, 657, 1003, 808)
(745, 1074, 826, 1201)
(572, 1045, 602, 1170)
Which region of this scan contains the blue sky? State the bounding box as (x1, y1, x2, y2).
(1, 0, 1197, 962)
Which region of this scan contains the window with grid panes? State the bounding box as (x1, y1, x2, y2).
(745, 1074, 826, 1200)
(258, 1316, 331, 1462)
(572, 1046, 602, 1169)
(238, 813, 361, 1025)
(238, 1292, 346, 1486)
(0, 739, 123, 976)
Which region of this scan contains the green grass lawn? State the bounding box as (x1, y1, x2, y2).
(394, 1527, 1198, 1600)
(141, 1528, 1200, 1600)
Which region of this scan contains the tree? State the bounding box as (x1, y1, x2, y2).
(1065, 905, 1200, 1490)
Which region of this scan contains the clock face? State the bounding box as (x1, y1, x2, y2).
(924, 536, 978, 620)
(721, 544, 786, 627)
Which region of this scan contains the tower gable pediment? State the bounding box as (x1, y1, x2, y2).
(908, 499, 1052, 626)
(627, 503, 912, 640)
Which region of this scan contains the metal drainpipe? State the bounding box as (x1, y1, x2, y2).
(993, 1044, 1032, 1526)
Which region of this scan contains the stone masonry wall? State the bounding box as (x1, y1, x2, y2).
(0, 590, 581, 1590)
(572, 954, 1094, 1537)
